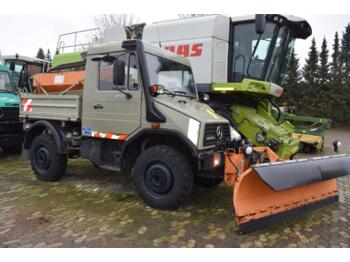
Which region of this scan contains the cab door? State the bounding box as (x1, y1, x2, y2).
(90, 52, 142, 138)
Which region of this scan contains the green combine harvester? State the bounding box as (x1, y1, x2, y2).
(276, 107, 332, 152)
(142, 14, 332, 159)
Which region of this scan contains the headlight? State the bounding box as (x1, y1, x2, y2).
(187, 118, 200, 146)
(212, 153, 222, 168)
(245, 146, 253, 155)
(230, 126, 241, 141)
(333, 140, 342, 153)
(256, 132, 265, 143)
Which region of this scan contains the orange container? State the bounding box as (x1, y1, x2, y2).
(33, 71, 85, 93)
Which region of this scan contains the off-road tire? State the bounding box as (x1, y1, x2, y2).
(133, 145, 194, 210)
(1, 145, 22, 154)
(30, 134, 67, 182)
(194, 177, 223, 188)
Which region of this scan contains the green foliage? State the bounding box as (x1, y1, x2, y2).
(281, 24, 350, 125)
(36, 48, 45, 60)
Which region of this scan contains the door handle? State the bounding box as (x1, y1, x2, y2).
(94, 104, 104, 109)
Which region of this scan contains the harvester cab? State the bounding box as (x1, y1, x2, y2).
(1, 54, 51, 93)
(142, 14, 330, 158)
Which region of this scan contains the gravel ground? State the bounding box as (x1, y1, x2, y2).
(0, 127, 349, 248)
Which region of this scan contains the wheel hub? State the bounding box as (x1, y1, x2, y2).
(145, 163, 173, 195)
(35, 147, 51, 170)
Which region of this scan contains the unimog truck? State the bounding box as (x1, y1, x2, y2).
(0, 65, 23, 153)
(20, 40, 232, 209)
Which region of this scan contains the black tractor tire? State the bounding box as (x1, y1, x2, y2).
(302, 144, 316, 154)
(1, 145, 22, 154)
(30, 134, 67, 182)
(133, 145, 194, 210)
(194, 177, 223, 188)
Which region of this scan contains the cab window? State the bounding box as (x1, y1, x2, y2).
(0, 71, 14, 92)
(128, 54, 139, 91)
(98, 53, 139, 91)
(99, 54, 128, 91)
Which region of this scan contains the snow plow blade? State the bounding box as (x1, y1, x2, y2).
(224, 147, 350, 234)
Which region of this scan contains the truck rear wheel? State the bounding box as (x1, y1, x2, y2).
(30, 134, 67, 182)
(133, 145, 194, 210)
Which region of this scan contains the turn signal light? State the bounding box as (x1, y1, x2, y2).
(150, 85, 158, 95)
(212, 153, 222, 168)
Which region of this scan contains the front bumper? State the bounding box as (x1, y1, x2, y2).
(0, 133, 23, 147)
(198, 150, 224, 170)
(0, 122, 23, 147)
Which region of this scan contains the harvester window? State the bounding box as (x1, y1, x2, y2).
(231, 22, 276, 82)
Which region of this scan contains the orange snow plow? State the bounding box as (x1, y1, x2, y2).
(224, 146, 350, 233)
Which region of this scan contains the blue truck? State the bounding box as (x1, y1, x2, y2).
(0, 65, 22, 153)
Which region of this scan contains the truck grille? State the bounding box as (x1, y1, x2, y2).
(0, 107, 19, 121)
(0, 121, 22, 135)
(203, 123, 231, 146)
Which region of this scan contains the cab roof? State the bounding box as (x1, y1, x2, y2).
(87, 40, 192, 67)
(1, 55, 51, 65)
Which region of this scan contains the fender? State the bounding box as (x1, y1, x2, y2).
(23, 120, 66, 154)
(121, 128, 198, 158)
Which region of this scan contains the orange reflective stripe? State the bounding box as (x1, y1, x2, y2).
(118, 134, 128, 140)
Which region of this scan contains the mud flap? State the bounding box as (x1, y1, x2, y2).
(253, 155, 350, 191)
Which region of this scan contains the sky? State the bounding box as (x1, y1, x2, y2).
(0, 14, 349, 66)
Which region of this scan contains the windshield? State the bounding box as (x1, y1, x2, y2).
(146, 53, 197, 98)
(231, 21, 296, 86)
(266, 27, 295, 85)
(0, 71, 14, 92)
(5, 60, 25, 73)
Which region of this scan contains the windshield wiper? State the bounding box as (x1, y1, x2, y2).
(173, 90, 195, 99)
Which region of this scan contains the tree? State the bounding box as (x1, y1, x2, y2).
(313, 37, 331, 117)
(340, 24, 350, 123)
(331, 32, 342, 85)
(302, 38, 319, 86)
(92, 14, 139, 41)
(280, 49, 302, 107)
(318, 37, 330, 85)
(301, 38, 319, 114)
(340, 24, 350, 85)
(36, 48, 45, 60)
(46, 49, 51, 61)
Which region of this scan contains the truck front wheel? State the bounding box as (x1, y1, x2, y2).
(133, 145, 194, 210)
(30, 134, 67, 182)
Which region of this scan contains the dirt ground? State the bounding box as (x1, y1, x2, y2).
(0, 127, 349, 248)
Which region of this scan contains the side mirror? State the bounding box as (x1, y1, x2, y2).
(91, 55, 115, 63)
(255, 14, 266, 35)
(113, 60, 125, 86)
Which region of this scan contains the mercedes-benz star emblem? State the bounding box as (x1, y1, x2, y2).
(216, 125, 223, 140)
